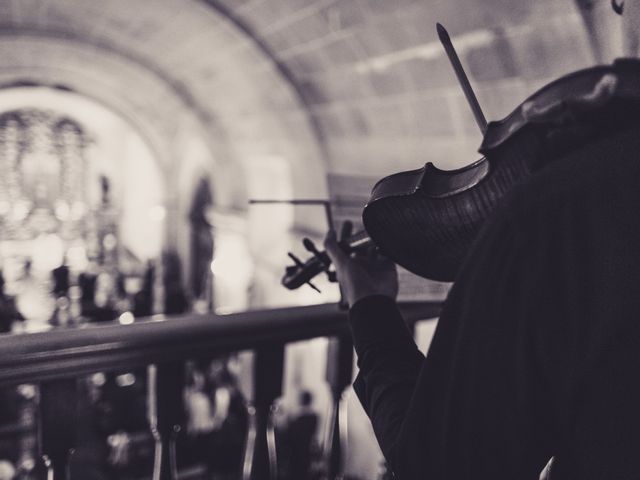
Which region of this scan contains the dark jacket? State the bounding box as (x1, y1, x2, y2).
(350, 126, 640, 479)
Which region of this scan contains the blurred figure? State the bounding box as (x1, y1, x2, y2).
(78, 260, 98, 317)
(286, 391, 318, 480)
(189, 178, 214, 306)
(14, 259, 53, 331)
(181, 358, 248, 479)
(132, 261, 154, 318)
(0, 271, 24, 334)
(89, 271, 118, 323)
(163, 250, 188, 315)
(51, 256, 70, 298)
(206, 359, 247, 480)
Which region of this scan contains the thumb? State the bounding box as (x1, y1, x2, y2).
(324, 230, 349, 267)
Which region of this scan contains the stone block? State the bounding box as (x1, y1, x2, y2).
(351, 106, 371, 137)
(298, 79, 330, 105)
(320, 0, 368, 32)
(312, 109, 344, 139)
(283, 46, 334, 75)
(404, 55, 458, 92)
(421, 0, 531, 34)
(368, 67, 411, 97)
(284, 9, 334, 46)
(364, 0, 421, 17)
(213, 0, 256, 14)
(233, 0, 284, 30)
(354, 24, 395, 57)
(311, 105, 367, 140)
(404, 95, 457, 137)
(314, 69, 373, 102)
(323, 35, 364, 68)
(465, 33, 519, 82)
(262, 29, 292, 52)
(336, 106, 370, 137)
(506, 18, 593, 80)
(363, 102, 408, 137)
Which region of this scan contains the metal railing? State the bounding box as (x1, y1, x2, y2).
(0, 301, 442, 480)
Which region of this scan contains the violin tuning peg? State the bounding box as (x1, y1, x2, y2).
(303, 237, 320, 255)
(285, 265, 298, 275)
(306, 281, 321, 293)
(287, 252, 304, 267)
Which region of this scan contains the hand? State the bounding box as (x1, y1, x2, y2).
(324, 224, 398, 307)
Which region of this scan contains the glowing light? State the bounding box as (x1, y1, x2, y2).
(148, 205, 166, 222)
(71, 201, 86, 219)
(118, 311, 135, 325)
(91, 372, 106, 386)
(32, 234, 64, 271)
(11, 201, 30, 221)
(17, 384, 36, 399)
(0, 460, 15, 479)
(54, 201, 70, 220)
(116, 373, 136, 387)
(103, 233, 117, 251)
(66, 245, 88, 271)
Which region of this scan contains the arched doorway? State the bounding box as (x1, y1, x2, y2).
(0, 87, 165, 329)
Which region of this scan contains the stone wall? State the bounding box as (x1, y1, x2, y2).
(212, 0, 597, 222)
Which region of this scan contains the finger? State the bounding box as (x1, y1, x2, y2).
(339, 220, 353, 242)
(324, 230, 349, 267)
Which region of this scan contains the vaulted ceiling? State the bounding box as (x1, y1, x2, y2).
(208, 0, 597, 213)
(0, 0, 599, 227)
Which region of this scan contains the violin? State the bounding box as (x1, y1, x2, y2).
(281, 28, 640, 290)
(364, 58, 640, 281)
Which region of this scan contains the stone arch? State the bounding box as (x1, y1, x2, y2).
(0, 0, 331, 304)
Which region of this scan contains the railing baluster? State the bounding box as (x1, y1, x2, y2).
(148, 363, 185, 480)
(324, 334, 354, 480)
(0, 303, 439, 479)
(39, 379, 77, 480)
(242, 345, 284, 480)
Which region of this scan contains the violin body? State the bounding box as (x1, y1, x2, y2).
(363, 59, 640, 282)
(363, 153, 528, 282)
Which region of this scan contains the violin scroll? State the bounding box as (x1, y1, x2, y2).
(281, 230, 372, 291)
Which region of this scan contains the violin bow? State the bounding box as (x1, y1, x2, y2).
(436, 23, 488, 134)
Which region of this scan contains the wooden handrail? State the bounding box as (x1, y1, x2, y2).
(0, 302, 441, 386)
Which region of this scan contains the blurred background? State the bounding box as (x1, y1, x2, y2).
(0, 0, 622, 479)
